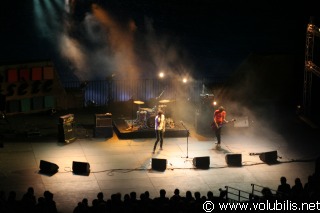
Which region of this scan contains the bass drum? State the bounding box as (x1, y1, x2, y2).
(147, 115, 155, 128)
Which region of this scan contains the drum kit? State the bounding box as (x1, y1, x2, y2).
(133, 99, 175, 129)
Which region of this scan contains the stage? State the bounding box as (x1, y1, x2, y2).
(0, 106, 320, 213)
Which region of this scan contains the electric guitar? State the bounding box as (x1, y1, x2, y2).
(211, 119, 236, 130)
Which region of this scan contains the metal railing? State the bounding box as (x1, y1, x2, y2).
(224, 186, 251, 203)
(251, 183, 278, 197)
(251, 183, 289, 199)
(224, 183, 282, 203)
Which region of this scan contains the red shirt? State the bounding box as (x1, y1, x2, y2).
(214, 110, 226, 125)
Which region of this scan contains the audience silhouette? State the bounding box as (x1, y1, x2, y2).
(291, 177, 304, 202)
(21, 187, 36, 213)
(43, 190, 57, 213)
(6, 191, 20, 213)
(73, 198, 89, 213)
(1, 173, 320, 213)
(276, 176, 291, 200)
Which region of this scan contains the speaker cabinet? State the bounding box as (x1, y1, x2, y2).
(225, 154, 242, 167)
(94, 126, 113, 138)
(72, 161, 90, 175)
(259, 151, 278, 164)
(58, 123, 76, 143)
(151, 158, 167, 171)
(39, 160, 59, 175)
(193, 156, 210, 169)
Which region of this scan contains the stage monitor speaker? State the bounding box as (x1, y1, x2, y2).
(193, 156, 210, 169)
(39, 160, 59, 175)
(151, 158, 167, 171)
(72, 161, 90, 175)
(225, 154, 242, 167)
(259, 151, 278, 164)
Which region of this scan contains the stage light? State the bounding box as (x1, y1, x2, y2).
(213, 101, 217, 106)
(159, 72, 164, 78)
(182, 78, 187, 83)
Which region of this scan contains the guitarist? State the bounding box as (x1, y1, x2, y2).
(212, 106, 228, 147)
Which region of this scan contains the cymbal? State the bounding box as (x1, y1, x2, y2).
(134, 101, 144, 105)
(159, 99, 174, 103)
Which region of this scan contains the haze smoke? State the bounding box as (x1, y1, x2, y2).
(144, 17, 194, 79)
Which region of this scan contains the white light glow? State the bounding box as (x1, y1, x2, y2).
(182, 78, 187, 83)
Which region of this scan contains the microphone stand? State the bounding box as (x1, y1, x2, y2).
(157, 90, 165, 99)
(180, 121, 191, 159)
(131, 98, 134, 131)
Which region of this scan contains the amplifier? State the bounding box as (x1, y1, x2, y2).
(95, 113, 112, 127)
(234, 116, 249, 128)
(59, 114, 75, 124)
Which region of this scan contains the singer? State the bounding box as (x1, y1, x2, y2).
(153, 110, 166, 154)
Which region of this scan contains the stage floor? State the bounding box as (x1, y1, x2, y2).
(1, 107, 320, 213)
